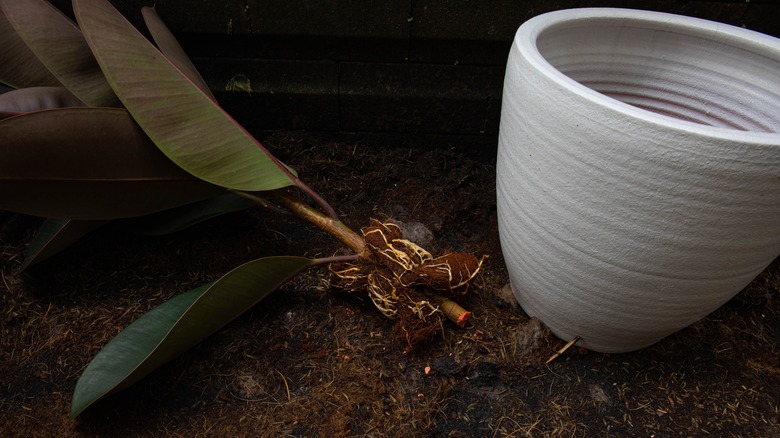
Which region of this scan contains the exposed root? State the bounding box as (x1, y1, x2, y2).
(330, 219, 485, 351)
(366, 271, 399, 318)
(392, 290, 445, 352)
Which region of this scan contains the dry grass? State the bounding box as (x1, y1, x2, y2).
(1, 132, 778, 437)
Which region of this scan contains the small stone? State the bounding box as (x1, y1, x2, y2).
(588, 384, 611, 405)
(496, 283, 519, 309)
(517, 317, 545, 357)
(233, 374, 266, 399)
(395, 220, 434, 246)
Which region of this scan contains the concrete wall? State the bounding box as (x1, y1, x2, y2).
(52, 1, 780, 144)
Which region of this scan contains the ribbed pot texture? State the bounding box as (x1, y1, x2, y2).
(496, 8, 780, 352)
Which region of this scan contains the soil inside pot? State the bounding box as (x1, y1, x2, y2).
(1, 131, 778, 436)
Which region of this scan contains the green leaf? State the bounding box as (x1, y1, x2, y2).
(0, 86, 84, 117)
(123, 192, 256, 236)
(20, 218, 108, 271)
(70, 256, 314, 418)
(0, 107, 223, 219)
(0, 0, 119, 107)
(141, 6, 215, 100)
(73, 0, 294, 191)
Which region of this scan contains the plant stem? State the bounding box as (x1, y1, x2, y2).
(311, 254, 361, 266)
(236, 190, 471, 328)
(260, 140, 340, 221)
(273, 192, 366, 255)
(229, 190, 291, 216)
(291, 177, 339, 221)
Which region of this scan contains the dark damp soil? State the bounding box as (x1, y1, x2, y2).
(1, 131, 778, 437)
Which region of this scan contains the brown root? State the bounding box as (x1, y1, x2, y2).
(392, 290, 445, 352)
(401, 252, 486, 298)
(329, 219, 485, 351)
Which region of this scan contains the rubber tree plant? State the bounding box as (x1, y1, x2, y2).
(0, 0, 485, 418)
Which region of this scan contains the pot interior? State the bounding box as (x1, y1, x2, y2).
(536, 16, 780, 133)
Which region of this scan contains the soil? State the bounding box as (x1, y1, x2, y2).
(1, 131, 778, 437)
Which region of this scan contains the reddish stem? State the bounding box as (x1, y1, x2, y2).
(273, 192, 366, 255)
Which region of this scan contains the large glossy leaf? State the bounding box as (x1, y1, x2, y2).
(0, 107, 223, 219)
(73, 0, 294, 191)
(0, 0, 118, 107)
(70, 256, 314, 418)
(0, 11, 62, 88)
(141, 6, 215, 100)
(20, 218, 108, 270)
(0, 86, 84, 118)
(124, 192, 256, 236)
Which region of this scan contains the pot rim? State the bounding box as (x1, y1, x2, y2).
(515, 7, 780, 145)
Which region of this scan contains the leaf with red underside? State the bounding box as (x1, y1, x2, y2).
(0, 86, 84, 119)
(141, 5, 215, 100)
(0, 11, 61, 88)
(0, 107, 223, 220)
(73, 0, 294, 191)
(0, 0, 119, 106)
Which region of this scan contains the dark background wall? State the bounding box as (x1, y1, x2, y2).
(52, 1, 780, 146)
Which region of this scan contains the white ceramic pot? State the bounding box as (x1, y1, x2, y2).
(496, 8, 780, 353)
